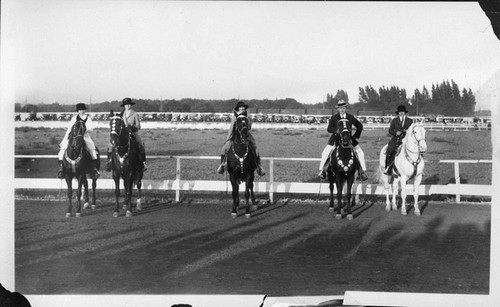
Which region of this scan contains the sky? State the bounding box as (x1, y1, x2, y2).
(2, 1, 500, 108)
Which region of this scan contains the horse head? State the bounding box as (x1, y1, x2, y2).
(337, 119, 352, 148)
(109, 111, 128, 149)
(406, 123, 427, 153)
(234, 115, 250, 144)
(68, 119, 86, 154)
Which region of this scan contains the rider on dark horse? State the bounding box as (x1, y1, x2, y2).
(384, 105, 413, 175)
(106, 97, 147, 172)
(318, 100, 368, 181)
(57, 103, 100, 179)
(216, 101, 265, 176)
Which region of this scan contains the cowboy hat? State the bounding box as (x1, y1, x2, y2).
(396, 105, 409, 113)
(121, 97, 135, 107)
(76, 103, 88, 111)
(234, 101, 249, 111)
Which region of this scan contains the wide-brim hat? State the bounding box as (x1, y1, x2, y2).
(336, 100, 348, 108)
(234, 101, 249, 111)
(76, 103, 88, 111)
(396, 105, 409, 113)
(121, 97, 135, 107)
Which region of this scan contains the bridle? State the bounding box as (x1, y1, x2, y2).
(231, 115, 249, 174)
(110, 116, 131, 166)
(64, 120, 86, 173)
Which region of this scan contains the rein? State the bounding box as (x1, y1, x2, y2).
(64, 121, 85, 174)
(110, 117, 131, 168)
(231, 116, 249, 174)
(396, 125, 424, 179)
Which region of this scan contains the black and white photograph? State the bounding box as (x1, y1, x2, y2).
(2, 1, 500, 306)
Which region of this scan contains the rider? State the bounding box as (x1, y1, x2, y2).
(216, 101, 265, 176)
(384, 105, 413, 175)
(57, 103, 100, 179)
(106, 97, 147, 171)
(318, 99, 368, 181)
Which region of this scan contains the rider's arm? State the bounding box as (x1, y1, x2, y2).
(85, 115, 94, 132)
(352, 116, 363, 139)
(129, 111, 141, 132)
(388, 118, 397, 137)
(327, 116, 336, 134)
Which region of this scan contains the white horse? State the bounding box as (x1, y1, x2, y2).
(377, 122, 427, 215)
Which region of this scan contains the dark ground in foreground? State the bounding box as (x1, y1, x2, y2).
(14, 191, 490, 296)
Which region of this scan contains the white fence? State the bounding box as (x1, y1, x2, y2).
(14, 155, 492, 203)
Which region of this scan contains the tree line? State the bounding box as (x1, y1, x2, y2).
(16, 79, 476, 116)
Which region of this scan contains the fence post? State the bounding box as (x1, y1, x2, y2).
(175, 157, 181, 202)
(454, 161, 460, 203)
(269, 158, 274, 204)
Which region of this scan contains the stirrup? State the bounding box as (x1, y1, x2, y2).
(318, 170, 326, 180)
(57, 170, 64, 179)
(143, 162, 147, 171)
(217, 164, 225, 174)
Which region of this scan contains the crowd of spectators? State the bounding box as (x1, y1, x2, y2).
(15, 111, 491, 128)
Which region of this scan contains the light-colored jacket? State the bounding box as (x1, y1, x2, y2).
(60, 114, 95, 149)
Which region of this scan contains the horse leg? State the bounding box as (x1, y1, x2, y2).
(345, 178, 354, 220)
(230, 176, 239, 218)
(391, 177, 399, 211)
(328, 178, 335, 213)
(91, 178, 97, 209)
(65, 177, 73, 217)
(413, 174, 423, 216)
(113, 174, 120, 217)
(82, 176, 90, 210)
(244, 179, 252, 219)
(75, 176, 84, 217)
(125, 177, 133, 217)
(249, 175, 257, 211)
(136, 178, 143, 211)
(335, 179, 343, 219)
(400, 178, 408, 215)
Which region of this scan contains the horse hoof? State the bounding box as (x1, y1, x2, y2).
(401, 210, 407, 216)
(126, 211, 132, 217)
(113, 212, 119, 218)
(83, 202, 90, 209)
(91, 205, 96, 210)
(137, 199, 142, 211)
(65, 213, 71, 218)
(75, 213, 82, 218)
(347, 214, 353, 220)
(329, 207, 334, 213)
(122, 205, 127, 210)
(415, 210, 421, 216)
(245, 213, 251, 219)
(385, 206, 391, 212)
(335, 214, 342, 220)
(231, 212, 237, 218)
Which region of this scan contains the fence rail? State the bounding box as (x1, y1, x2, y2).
(14, 155, 492, 203)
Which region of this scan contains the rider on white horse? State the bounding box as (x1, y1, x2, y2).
(318, 100, 368, 181)
(57, 103, 100, 179)
(384, 105, 413, 175)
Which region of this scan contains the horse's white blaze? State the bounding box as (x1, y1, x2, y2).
(378, 123, 426, 216)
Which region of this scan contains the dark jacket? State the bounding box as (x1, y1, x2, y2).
(327, 113, 363, 146)
(388, 116, 413, 142)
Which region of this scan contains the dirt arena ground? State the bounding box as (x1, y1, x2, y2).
(15, 192, 490, 296)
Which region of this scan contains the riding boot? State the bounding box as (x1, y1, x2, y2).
(106, 151, 112, 172)
(384, 154, 393, 175)
(318, 159, 331, 180)
(256, 156, 266, 176)
(217, 155, 226, 174)
(56, 160, 64, 179)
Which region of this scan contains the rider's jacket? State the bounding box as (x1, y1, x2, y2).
(326, 112, 363, 147)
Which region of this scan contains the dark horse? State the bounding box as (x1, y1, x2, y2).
(109, 111, 143, 217)
(327, 119, 357, 220)
(226, 115, 257, 218)
(61, 119, 99, 217)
